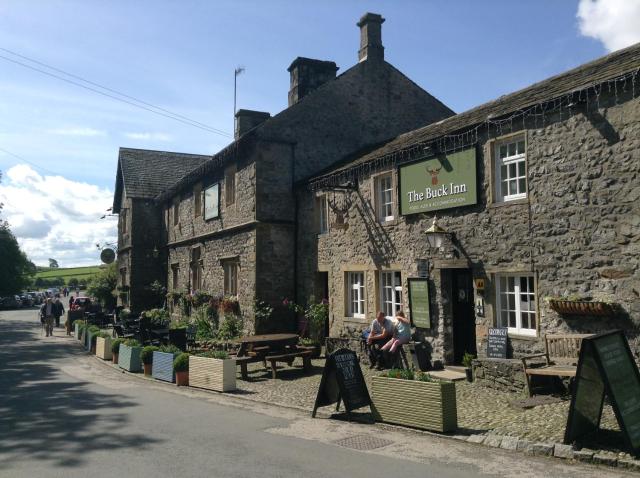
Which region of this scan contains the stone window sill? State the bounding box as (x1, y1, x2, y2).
(488, 198, 529, 209)
(507, 332, 539, 341)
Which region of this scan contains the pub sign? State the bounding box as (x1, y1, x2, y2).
(399, 147, 477, 215)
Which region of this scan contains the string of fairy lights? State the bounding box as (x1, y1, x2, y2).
(309, 67, 640, 192)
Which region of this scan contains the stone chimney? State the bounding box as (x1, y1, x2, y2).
(357, 12, 385, 63)
(234, 109, 270, 140)
(287, 57, 339, 107)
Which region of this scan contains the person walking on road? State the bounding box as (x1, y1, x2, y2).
(40, 298, 55, 337)
(53, 296, 65, 328)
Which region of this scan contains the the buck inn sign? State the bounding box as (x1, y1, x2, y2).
(399, 147, 477, 215)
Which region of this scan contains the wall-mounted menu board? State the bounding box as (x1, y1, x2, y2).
(408, 278, 431, 329)
(564, 330, 640, 456)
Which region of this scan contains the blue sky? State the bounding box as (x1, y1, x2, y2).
(0, 0, 638, 266)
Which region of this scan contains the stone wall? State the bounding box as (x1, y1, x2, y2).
(472, 358, 527, 394)
(296, 87, 640, 365)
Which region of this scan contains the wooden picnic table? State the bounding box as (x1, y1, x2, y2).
(236, 333, 298, 357)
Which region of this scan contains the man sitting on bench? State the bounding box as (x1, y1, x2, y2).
(367, 311, 394, 370)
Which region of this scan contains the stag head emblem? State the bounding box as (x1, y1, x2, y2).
(427, 166, 442, 185)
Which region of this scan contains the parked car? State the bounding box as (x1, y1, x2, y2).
(0, 296, 22, 309)
(19, 294, 34, 308)
(27, 292, 43, 305)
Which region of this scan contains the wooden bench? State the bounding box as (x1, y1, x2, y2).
(265, 350, 313, 379)
(521, 333, 593, 396)
(235, 355, 265, 380)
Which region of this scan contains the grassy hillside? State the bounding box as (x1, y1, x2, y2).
(35, 266, 103, 282)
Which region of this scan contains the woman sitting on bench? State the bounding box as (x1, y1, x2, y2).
(381, 310, 411, 366)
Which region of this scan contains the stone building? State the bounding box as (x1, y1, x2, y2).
(154, 13, 454, 332)
(296, 43, 640, 369)
(113, 147, 209, 312)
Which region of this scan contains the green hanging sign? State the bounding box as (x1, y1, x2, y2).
(408, 278, 431, 329)
(399, 148, 477, 215)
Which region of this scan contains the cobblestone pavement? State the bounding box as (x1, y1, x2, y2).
(230, 358, 628, 459)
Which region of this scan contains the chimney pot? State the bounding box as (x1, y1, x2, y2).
(287, 57, 338, 106)
(357, 12, 385, 63)
(234, 109, 270, 140)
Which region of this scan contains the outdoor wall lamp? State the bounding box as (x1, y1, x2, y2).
(424, 216, 453, 250)
(152, 246, 160, 258)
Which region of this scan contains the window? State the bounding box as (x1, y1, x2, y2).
(380, 271, 402, 318)
(317, 195, 329, 234)
(496, 274, 537, 336)
(375, 173, 394, 222)
(194, 184, 202, 217)
(495, 137, 527, 202)
(204, 183, 220, 220)
(173, 199, 179, 226)
(225, 165, 236, 206)
(347, 272, 365, 318)
(223, 261, 238, 296)
(119, 268, 127, 287)
(190, 247, 203, 291)
(171, 264, 179, 290)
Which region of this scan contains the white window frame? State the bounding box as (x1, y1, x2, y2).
(496, 273, 537, 337)
(204, 183, 220, 220)
(375, 173, 394, 222)
(347, 272, 365, 318)
(495, 136, 527, 202)
(223, 261, 238, 297)
(380, 271, 402, 319)
(318, 195, 329, 234)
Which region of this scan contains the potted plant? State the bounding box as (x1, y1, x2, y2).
(118, 339, 142, 372)
(111, 338, 123, 364)
(371, 369, 457, 433)
(546, 296, 620, 317)
(188, 350, 236, 392)
(174, 352, 190, 386)
(462, 352, 475, 382)
(298, 337, 321, 359)
(95, 332, 112, 360)
(141, 345, 160, 376)
(85, 325, 100, 353)
(74, 320, 86, 341)
(152, 345, 181, 383)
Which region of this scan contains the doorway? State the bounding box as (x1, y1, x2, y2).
(451, 269, 476, 364)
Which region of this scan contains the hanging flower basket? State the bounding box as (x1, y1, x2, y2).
(548, 299, 619, 317)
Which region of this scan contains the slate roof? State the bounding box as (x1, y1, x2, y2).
(309, 42, 640, 185)
(113, 147, 210, 212)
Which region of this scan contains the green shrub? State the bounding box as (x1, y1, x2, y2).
(141, 346, 160, 365)
(300, 337, 319, 347)
(197, 350, 229, 360)
(169, 318, 190, 330)
(253, 300, 273, 333)
(416, 372, 437, 382)
(305, 301, 328, 344)
(193, 305, 218, 340)
(173, 352, 190, 372)
(159, 344, 181, 354)
(124, 339, 141, 348)
(217, 314, 242, 341)
(141, 308, 170, 328)
(87, 325, 100, 334)
(462, 352, 475, 368)
(384, 368, 415, 380)
(97, 331, 111, 339)
(111, 338, 124, 354)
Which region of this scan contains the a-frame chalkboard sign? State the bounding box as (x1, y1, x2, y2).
(564, 330, 640, 456)
(311, 348, 371, 419)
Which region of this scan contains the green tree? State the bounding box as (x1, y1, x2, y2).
(0, 171, 34, 295)
(87, 262, 117, 310)
(49, 258, 59, 268)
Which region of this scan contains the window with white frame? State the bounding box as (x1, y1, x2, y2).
(495, 137, 527, 202)
(380, 271, 402, 318)
(317, 195, 329, 234)
(204, 183, 220, 220)
(223, 261, 238, 296)
(347, 272, 365, 318)
(375, 173, 394, 222)
(496, 274, 537, 336)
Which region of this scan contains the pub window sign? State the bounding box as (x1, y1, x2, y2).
(399, 147, 477, 215)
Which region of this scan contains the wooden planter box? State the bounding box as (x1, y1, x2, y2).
(152, 351, 178, 383)
(189, 355, 236, 392)
(118, 344, 142, 372)
(548, 299, 618, 317)
(96, 336, 112, 360)
(371, 376, 457, 433)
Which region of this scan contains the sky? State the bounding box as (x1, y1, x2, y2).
(0, 0, 639, 267)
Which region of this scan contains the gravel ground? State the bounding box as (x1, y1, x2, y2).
(229, 357, 627, 457)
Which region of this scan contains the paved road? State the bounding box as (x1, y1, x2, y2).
(0, 308, 632, 478)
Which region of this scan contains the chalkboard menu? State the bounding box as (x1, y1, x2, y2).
(564, 330, 640, 456)
(408, 278, 431, 329)
(487, 327, 508, 359)
(312, 348, 371, 418)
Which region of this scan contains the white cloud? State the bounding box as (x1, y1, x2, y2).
(0, 164, 117, 267)
(577, 0, 640, 52)
(124, 132, 172, 141)
(48, 127, 107, 137)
